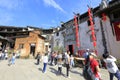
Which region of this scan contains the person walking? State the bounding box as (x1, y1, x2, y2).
(50, 52, 55, 65)
(8, 53, 16, 66)
(11, 53, 16, 64)
(65, 51, 70, 78)
(57, 58, 63, 75)
(8, 53, 12, 66)
(70, 55, 74, 69)
(102, 53, 120, 80)
(42, 53, 48, 73)
(89, 52, 101, 80)
(36, 52, 41, 65)
(54, 52, 58, 65)
(83, 49, 90, 59)
(83, 52, 101, 80)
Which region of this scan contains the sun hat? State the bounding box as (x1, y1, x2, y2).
(90, 52, 97, 57)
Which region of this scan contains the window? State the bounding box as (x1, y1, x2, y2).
(56, 32, 59, 36)
(19, 44, 24, 49)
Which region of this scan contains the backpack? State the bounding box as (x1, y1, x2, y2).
(83, 60, 96, 80)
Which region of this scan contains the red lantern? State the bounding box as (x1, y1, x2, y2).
(91, 26, 94, 30)
(93, 41, 96, 47)
(92, 35, 96, 41)
(90, 21, 94, 25)
(88, 8, 91, 15)
(92, 30, 95, 35)
(89, 16, 92, 21)
(88, 7, 97, 49)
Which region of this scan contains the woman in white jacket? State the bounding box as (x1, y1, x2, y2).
(102, 53, 120, 80)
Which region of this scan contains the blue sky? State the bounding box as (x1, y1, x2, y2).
(0, 0, 101, 29)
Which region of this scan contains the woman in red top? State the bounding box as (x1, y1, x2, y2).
(89, 52, 101, 80)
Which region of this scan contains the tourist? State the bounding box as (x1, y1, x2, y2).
(57, 58, 63, 75)
(83, 49, 90, 59)
(11, 53, 16, 64)
(42, 53, 48, 73)
(8, 53, 16, 66)
(70, 55, 74, 69)
(36, 52, 41, 65)
(65, 51, 70, 78)
(83, 52, 101, 80)
(90, 52, 101, 80)
(102, 53, 120, 80)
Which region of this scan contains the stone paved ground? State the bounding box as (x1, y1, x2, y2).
(0, 59, 117, 80)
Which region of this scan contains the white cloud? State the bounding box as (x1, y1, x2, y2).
(43, 0, 66, 13)
(0, 0, 24, 10)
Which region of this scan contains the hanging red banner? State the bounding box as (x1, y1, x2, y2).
(74, 15, 80, 48)
(88, 7, 97, 48)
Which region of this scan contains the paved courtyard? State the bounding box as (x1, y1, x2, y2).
(0, 59, 117, 80)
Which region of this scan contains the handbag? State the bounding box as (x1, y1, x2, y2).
(83, 60, 96, 80)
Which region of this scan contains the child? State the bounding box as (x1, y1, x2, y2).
(11, 53, 16, 64)
(57, 58, 62, 75)
(70, 55, 74, 69)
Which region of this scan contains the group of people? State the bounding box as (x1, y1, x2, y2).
(35, 49, 120, 80)
(0, 50, 8, 60)
(35, 51, 74, 78)
(0, 49, 16, 66)
(83, 49, 120, 80)
(1, 48, 119, 80)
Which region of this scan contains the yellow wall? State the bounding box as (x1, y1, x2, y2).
(14, 31, 45, 57)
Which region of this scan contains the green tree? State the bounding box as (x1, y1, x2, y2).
(53, 46, 65, 53)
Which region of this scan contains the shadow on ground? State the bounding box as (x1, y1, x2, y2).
(70, 69, 83, 76)
(38, 68, 43, 71)
(49, 67, 65, 76)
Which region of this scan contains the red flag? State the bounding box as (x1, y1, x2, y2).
(88, 7, 97, 49)
(113, 21, 120, 41)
